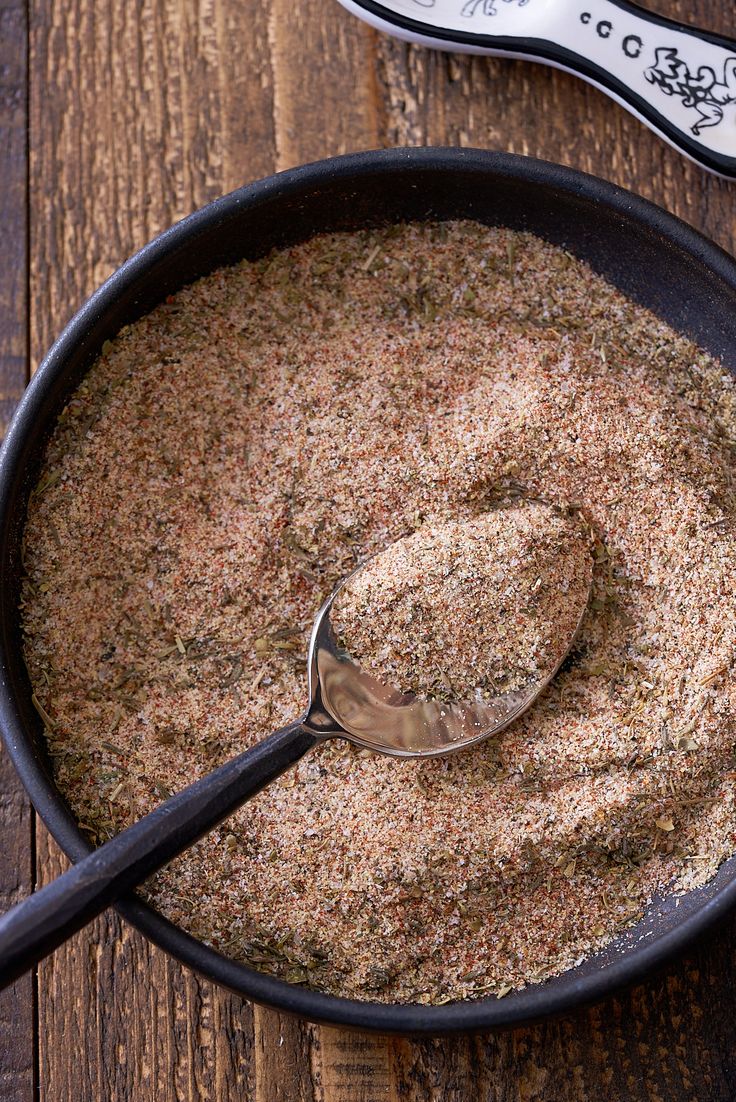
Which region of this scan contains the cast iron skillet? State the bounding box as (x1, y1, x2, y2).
(3, 148, 736, 1035)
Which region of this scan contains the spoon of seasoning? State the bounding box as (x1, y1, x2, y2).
(0, 501, 593, 988)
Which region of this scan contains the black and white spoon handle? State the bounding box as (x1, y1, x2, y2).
(338, 0, 736, 177)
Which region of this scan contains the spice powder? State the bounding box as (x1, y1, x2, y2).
(21, 221, 736, 1004)
(332, 504, 593, 701)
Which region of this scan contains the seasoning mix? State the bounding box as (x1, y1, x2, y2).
(21, 221, 736, 1004)
(332, 505, 593, 701)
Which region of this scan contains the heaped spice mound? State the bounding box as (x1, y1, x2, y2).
(21, 221, 736, 1005)
(332, 505, 592, 700)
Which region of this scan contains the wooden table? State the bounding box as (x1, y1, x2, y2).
(2, 1, 736, 1098)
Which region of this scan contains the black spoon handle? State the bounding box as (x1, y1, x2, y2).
(0, 719, 317, 989)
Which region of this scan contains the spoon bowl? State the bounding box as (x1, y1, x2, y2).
(308, 541, 593, 756)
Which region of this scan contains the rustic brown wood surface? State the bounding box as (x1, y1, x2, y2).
(0, 1, 33, 1100)
(1, 0, 736, 1098)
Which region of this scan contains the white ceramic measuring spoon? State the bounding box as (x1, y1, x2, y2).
(336, 0, 736, 177)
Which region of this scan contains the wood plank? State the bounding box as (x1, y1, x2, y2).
(311, 1026, 397, 1102)
(267, 0, 380, 170)
(252, 1007, 315, 1102)
(24, 0, 736, 1098)
(0, 747, 35, 1102)
(29, 0, 279, 365)
(0, 0, 28, 421)
(0, 0, 34, 1100)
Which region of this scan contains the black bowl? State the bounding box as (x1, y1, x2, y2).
(3, 148, 736, 1034)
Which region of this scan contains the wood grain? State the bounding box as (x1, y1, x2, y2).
(267, 0, 380, 169)
(0, 747, 34, 1102)
(0, 0, 33, 1099)
(16, 0, 736, 1097)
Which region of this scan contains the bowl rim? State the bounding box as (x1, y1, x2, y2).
(4, 146, 736, 1034)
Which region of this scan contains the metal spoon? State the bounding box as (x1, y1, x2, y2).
(335, 0, 736, 178)
(0, 515, 592, 988)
